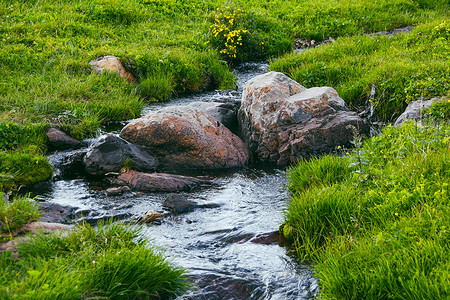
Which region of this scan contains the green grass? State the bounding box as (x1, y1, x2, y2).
(1, 221, 188, 299)
(283, 120, 450, 299)
(0, 196, 40, 242)
(271, 19, 450, 122)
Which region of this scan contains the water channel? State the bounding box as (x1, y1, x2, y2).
(35, 62, 319, 299)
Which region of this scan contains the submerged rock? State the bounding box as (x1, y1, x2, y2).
(89, 55, 135, 82)
(84, 134, 158, 176)
(238, 71, 369, 166)
(111, 170, 210, 192)
(163, 194, 197, 213)
(38, 202, 76, 224)
(120, 105, 248, 171)
(47, 128, 83, 150)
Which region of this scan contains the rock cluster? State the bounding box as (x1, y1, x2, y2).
(238, 71, 369, 166)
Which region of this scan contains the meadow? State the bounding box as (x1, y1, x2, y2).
(0, 0, 449, 298)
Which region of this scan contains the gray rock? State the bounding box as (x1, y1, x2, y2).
(47, 128, 83, 150)
(59, 150, 88, 178)
(38, 202, 76, 223)
(394, 98, 438, 126)
(106, 186, 132, 196)
(188, 101, 239, 133)
(163, 194, 197, 213)
(84, 134, 158, 176)
(238, 71, 369, 166)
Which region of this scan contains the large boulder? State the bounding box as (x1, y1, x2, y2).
(84, 134, 158, 176)
(120, 106, 248, 171)
(111, 170, 210, 192)
(394, 98, 438, 126)
(238, 72, 369, 166)
(89, 56, 135, 83)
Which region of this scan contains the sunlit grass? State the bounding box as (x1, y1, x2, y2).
(283, 120, 450, 298)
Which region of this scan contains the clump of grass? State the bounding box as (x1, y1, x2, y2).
(286, 154, 350, 195)
(1, 221, 188, 299)
(284, 120, 450, 298)
(0, 195, 40, 242)
(271, 19, 450, 122)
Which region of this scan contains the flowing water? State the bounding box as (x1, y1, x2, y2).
(35, 62, 319, 299)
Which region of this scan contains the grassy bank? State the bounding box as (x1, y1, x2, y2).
(271, 19, 450, 122)
(283, 109, 450, 298)
(0, 0, 448, 187)
(1, 218, 188, 299)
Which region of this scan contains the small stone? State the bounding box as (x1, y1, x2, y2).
(141, 210, 163, 223)
(47, 128, 83, 150)
(89, 56, 135, 83)
(163, 194, 197, 213)
(106, 186, 132, 196)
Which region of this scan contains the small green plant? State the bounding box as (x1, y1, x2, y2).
(423, 97, 450, 120)
(0, 195, 40, 242)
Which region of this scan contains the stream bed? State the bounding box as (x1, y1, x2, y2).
(34, 62, 319, 299)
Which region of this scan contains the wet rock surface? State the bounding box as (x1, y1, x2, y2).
(238, 71, 369, 166)
(111, 170, 211, 192)
(105, 186, 131, 196)
(59, 150, 87, 178)
(120, 105, 249, 171)
(163, 194, 197, 213)
(38, 202, 76, 223)
(84, 134, 158, 176)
